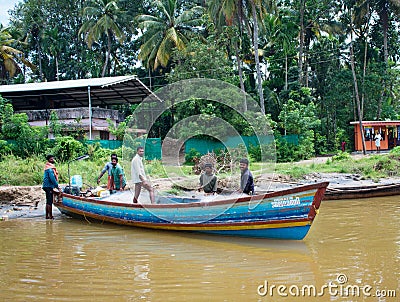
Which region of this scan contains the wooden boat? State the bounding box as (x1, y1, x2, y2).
(54, 182, 328, 240)
(324, 182, 400, 200)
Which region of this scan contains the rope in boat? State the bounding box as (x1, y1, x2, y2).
(83, 212, 91, 224)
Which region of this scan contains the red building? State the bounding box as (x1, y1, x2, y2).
(351, 121, 400, 151)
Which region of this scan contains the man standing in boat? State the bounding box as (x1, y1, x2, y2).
(131, 146, 155, 203)
(239, 158, 254, 195)
(110, 157, 126, 192)
(97, 153, 118, 191)
(198, 163, 218, 195)
(42, 154, 61, 219)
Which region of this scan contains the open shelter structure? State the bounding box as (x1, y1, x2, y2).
(0, 76, 157, 139)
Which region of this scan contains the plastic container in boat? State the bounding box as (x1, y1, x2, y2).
(98, 190, 110, 198)
(71, 175, 83, 188)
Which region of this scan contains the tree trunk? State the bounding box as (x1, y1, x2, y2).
(284, 55, 288, 90)
(101, 32, 112, 77)
(250, 0, 265, 115)
(298, 0, 305, 85)
(234, 41, 247, 112)
(37, 42, 43, 81)
(350, 44, 366, 155)
(376, 4, 389, 119)
(55, 56, 60, 81)
(380, 5, 389, 64)
(361, 37, 368, 117)
(304, 50, 309, 87)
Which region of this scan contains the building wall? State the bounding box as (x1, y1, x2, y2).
(18, 107, 124, 140)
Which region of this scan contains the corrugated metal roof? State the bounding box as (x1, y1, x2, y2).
(0, 76, 159, 110)
(0, 76, 136, 92)
(350, 121, 400, 126)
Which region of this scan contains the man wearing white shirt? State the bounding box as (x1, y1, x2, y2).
(131, 146, 155, 203)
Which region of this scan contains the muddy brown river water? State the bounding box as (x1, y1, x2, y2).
(0, 196, 399, 301)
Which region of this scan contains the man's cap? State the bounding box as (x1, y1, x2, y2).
(204, 163, 213, 168)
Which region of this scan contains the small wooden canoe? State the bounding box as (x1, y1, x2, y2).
(324, 183, 400, 200)
(54, 182, 328, 240)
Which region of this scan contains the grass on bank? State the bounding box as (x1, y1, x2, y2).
(273, 151, 400, 181)
(1, 149, 400, 186)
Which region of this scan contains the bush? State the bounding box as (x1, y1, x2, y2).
(47, 136, 86, 162)
(0, 140, 11, 158)
(145, 160, 167, 178)
(248, 144, 261, 162)
(332, 151, 351, 162)
(295, 130, 315, 160)
(276, 138, 296, 162)
(389, 146, 400, 160)
(248, 143, 276, 162)
(314, 132, 328, 154)
(185, 148, 201, 164)
(86, 142, 111, 161)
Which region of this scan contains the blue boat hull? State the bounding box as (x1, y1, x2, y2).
(54, 182, 328, 240)
(202, 225, 311, 240)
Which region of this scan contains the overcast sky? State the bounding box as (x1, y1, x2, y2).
(0, 0, 21, 26)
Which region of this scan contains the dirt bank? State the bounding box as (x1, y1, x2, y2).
(0, 185, 43, 206)
(0, 186, 45, 220)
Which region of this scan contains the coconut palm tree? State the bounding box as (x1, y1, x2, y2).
(79, 0, 126, 77)
(208, 0, 276, 114)
(0, 25, 34, 82)
(249, 0, 266, 114)
(136, 0, 203, 71)
(262, 11, 298, 91)
(208, 0, 248, 111)
(373, 0, 400, 64)
(350, 0, 400, 119)
(42, 27, 62, 81)
(372, 0, 400, 118)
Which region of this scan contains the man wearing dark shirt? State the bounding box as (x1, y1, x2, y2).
(239, 158, 254, 195)
(199, 163, 217, 195)
(42, 154, 60, 219)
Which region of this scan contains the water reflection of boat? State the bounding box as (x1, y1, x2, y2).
(324, 183, 400, 200)
(54, 182, 328, 240)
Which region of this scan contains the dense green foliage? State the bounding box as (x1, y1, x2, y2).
(0, 0, 399, 163)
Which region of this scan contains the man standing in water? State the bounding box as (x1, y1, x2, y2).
(239, 158, 254, 195)
(131, 146, 155, 203)
(42, 154, 60, 219)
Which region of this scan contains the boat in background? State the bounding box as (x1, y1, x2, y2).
(54, 182, 328, 240)
(324, 182, 400, 200)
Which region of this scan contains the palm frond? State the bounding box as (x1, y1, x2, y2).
(138, 33, 162, 62)
(156, 37, 172, 68)
(154, 0, 173, 22)
(3, 58, 20, 77)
